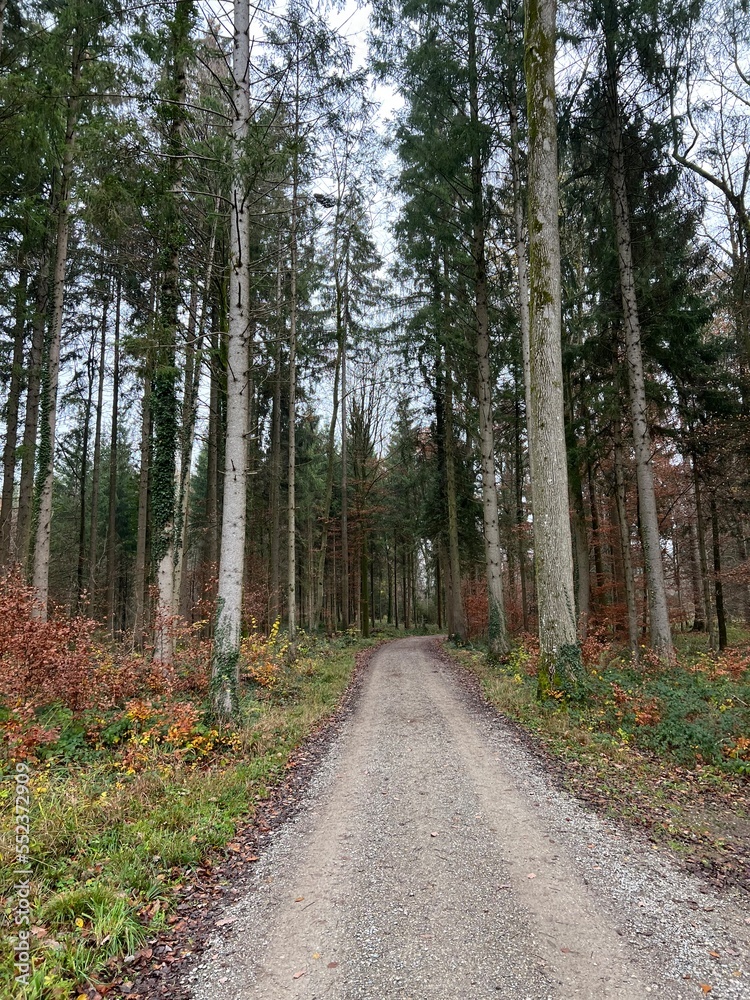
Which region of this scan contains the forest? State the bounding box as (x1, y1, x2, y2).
(0, 0, 749, 996)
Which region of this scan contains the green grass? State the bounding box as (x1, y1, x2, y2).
(0, 637, 374, 999)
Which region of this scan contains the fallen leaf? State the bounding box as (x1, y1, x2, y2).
(30, 926, 47, 938)
(700, 985, 712, 994)
(247, 856, 259, 862)
(709, 951, 720, 959)
(216, 917, 235, 928)
(327, 962, 339, 969)
(293, 970, 306, 980)
(527, 873, 537, 880)
(295, 897, 305, 902)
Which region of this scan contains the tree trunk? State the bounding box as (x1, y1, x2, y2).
(524, 0, 582, 694)
(212, 0, 251, 715)
(340, 337, 349, 631)
(692, 457, 716, 649)
(31, 46, 82, 619)
(604, 23, 672, 658)
(269, 239, 283, 623)
(287, 69, 302, 648)
(153, 0, 194, 663)
(0, 266, 28, 568)
(133, 357, 152, 651)
(16, 254, 49, 573)
(612, 412, 639, 655)
(313, 269, 345, 629)
(688, 519, 706, 630)
(710, 495, 727, 651)
(106, 284, 121, 636)
(205, 316, 220, 585)
(88, 293, 109, 606)
(444, 359, 466, 640)
(565, 374, 590, 638)
(75, 332, 95, 609)
(468, 0, 509, 657)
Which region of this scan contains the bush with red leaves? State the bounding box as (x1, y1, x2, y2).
(0, 572, 97, 711)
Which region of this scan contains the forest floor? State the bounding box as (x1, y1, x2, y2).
(133, 636, 747, 1000)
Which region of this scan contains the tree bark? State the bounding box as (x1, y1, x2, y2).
(0, 266, 28, 568)
(106, 283, 121, 635)
(212, 0, 251, 715)
(88, 293, 109, 606)
(31, 45, 82, 619)
(340, 331, 349, 630)
(75, 330, 95, 609)
(604, 22, 672, 658)
(133, 356, 152, 651)
(269, 238, 283, 623)
(710, 495, 727, 651)
(468, 0, 509, 656)
(524, 0, 581, 694)
(692, 458, 716, 649)
(16, 254, 49, 573)
(443, 357, 466, 640)
(612, 412, 639, 655)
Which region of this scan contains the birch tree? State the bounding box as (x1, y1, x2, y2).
(212, 0, 252, 717)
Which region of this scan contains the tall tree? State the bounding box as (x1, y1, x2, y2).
(525, 0, 582, 694)
(212, 0, 251, 716)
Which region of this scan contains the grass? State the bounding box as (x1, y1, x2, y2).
(0, 633, 375, 999)
(443, 627, 750, 884)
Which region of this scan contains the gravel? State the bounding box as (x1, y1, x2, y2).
(181, 636, 749, 1000)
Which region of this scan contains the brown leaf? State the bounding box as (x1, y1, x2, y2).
(327, 962, 339, 969)
(216, 917, 235, 928)
(295, 896, 305, 902)
(700, 985, 712, 994)
(709, 951, 720, 959)
(293, 970, 306, 980)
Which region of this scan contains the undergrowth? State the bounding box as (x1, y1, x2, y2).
(0, 574, 373, 999)
(444, 625, 750, 881)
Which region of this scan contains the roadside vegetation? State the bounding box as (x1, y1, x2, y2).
(444, 627, 750, 888)
(0, 575, 376, 1000)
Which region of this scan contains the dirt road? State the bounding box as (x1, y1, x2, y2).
(184, 637, 748, 999)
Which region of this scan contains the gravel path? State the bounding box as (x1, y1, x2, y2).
(183, 637, 749, 1000)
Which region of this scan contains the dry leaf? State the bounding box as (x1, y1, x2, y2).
(295, 896, 305, 902)
(216, 917, 235, 928)
(700, 985, 712, 994)
(327, 961, 339, 969)
(293, 970, 306, 980)
(709, 951, 720, 959)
